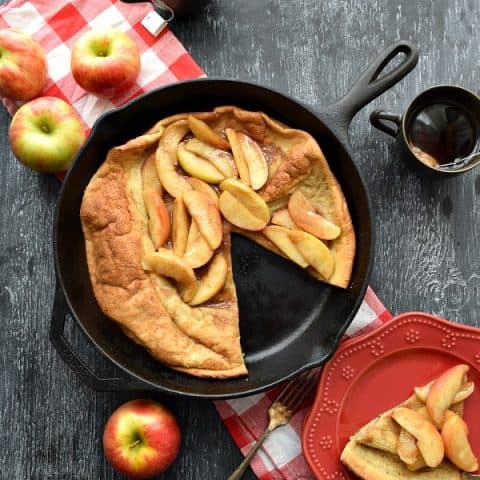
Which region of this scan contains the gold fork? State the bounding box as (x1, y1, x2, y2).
(227, 369, 319, 480)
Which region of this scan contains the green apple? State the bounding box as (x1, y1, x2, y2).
(9, 96, 86, 173)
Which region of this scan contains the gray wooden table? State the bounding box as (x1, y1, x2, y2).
(1, 0, 479, 478)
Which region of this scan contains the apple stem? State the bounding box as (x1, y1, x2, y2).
(129, 439, 141, 451)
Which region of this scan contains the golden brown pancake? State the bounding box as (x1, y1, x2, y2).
(80, 106, 356, 378)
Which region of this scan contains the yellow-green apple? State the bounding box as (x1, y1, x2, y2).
(187, 177, 219, 206)
(172, 197, 190, 256)
(441, 413, 478, 472)
(71, 28, 140, 98)
(189, 253, 228, 306)
(263, 225, 308, 268)
(392, 407, 444, 468)
(426, 364, 469, 428)
(9, 96, 86, 173)
(177, 142, 225, 184)
(219, 178, 270, 230)
(143, 190, 170, 249)
(188, 115, 230, 150)
(0, 28, 47, 101)
(185, 138, 237, 178)
(102, 399, 181, 479)
(288, 230, 335, 280)
(183, 220, 214, 269)
(182, 190, 223, 250)
(288, 191, 341, 240)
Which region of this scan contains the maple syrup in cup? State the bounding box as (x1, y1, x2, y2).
(370, 85, 480, 175)
(407, 102, 477, 168)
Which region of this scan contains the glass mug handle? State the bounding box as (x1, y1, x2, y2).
(370, 110, 402, 138)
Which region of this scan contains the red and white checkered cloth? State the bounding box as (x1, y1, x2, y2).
(0, 2, 392, 478)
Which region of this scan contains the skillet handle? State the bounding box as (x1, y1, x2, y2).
(50, 278, 149, 392)
(326, 40, 418, 137)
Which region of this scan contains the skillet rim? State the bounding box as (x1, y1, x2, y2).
(53, 77, 374, 398)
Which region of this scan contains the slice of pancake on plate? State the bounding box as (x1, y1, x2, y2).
(80, 106, 356, 378)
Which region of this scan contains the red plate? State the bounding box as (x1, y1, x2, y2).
(302, 312, 480, 479)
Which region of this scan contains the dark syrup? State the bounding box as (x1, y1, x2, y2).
(408, 102, 477, 167)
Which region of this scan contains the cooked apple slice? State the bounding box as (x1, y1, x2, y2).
(172, 197, 190, 256)
(263, 225, 308, 268)
(189, 253, 228, 306)
(183, 190, 223, 250)
(187, 177, 219, 207)
(156, 121, 192, 198)
(288, 191, 341, 240)
(442, 414, 479, 472)
(225, 129, 251, 186)
(183, 220, 214, 268)
(177, 143, 225, 184)
(185, 138, 237, 178)
(426, 364, 470, 428)
(392, 407, 444, 468)
(188, 115, 230, 150)
(219, 179, 270, 231)
(271, 208, 297, 229)
(143, 249, 195, 285)
(288, 230, 335, 280)
(416, 379, 474, 404)
(225, 129, 267, 190)
(179, 279, 199, 304)
(143, 190, 171, 249)
(397, 428, 420, 466)
(141, 153, 162, 194)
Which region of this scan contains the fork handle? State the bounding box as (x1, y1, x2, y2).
(227, 429, 270, 480)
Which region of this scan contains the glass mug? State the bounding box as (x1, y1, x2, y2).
(370, 85, 480, 175)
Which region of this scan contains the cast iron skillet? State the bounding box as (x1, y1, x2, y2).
(50, 41, 418, 399)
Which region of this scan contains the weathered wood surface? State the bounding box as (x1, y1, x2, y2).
(1, 0, 479, 478)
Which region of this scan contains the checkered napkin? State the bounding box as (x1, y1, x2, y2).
(0, 0, 204, 124)
(215, 287, 392, 479)
(0, 2, 392, 478)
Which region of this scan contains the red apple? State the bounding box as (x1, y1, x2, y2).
(0, 28, 47, 101)
(71, 28, 140, 98)
(9, 97, 86, 173)
(103, 399, 181, 479)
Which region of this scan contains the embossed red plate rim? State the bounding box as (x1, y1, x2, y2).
(301, 311, 480, 479)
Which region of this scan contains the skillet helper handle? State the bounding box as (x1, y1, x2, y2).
(50, 279, 148, 391)
(370, 110, 401, 138)
(332, 40, 418, 128)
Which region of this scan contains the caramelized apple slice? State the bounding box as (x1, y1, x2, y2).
(225, 129, 251, 186)
(187, 177, 219, 207)
(426, 364, 470, 428)
(172, 197, 190, 257)
(288, 191, 341, 240)
(179, 279, 199, 304)
(288, 230, 335, 280)
(143, 249, 195, 285)
(156, 121, 192, 198)
(183, 220, 214, 269)
(141, 153, 162, 194)
(397, 428, 420, 466)
(183, 190, 223, 250)
(442, 414, 479, 472)
(143, 190, 171, 249)
(189, 253, 228, 306)
(416, 379, 474, 404)
(263, 225, 308, 268)
(392, 407, 444, 468)
(226, 129, 267, 190)
(177, 143, 225, 184)
(185, 138, 237, 178)
(188, 115, 230, 150)
(271, 208, 297, 229)
(219, 178, 270, 231)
